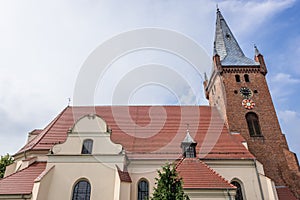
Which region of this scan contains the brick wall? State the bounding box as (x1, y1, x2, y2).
(206, 66, 300, 198)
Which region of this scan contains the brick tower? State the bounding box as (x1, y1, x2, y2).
(204, 9, 300, 198)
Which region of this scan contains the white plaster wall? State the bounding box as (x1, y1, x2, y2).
(186, 189, 236, 200)
(45, 162, 117, 200)
(120, 182, 131, 200)
(128, 160, 171, 199)
(205, 160, 277, 200)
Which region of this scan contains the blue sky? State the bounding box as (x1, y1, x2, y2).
(0, 0, 299, 158)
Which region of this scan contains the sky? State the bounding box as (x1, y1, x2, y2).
(0, 0, 299, 158)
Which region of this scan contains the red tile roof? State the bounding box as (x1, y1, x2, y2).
(0, 162, 46, 195)
(116, 166, 132, 183)
(17, 106, 254, 160)
(276, 187, 298, 200)
(29, 129, 43, 135)
(176, 158, 235, 189)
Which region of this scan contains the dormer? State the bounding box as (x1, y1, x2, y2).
(180, 128, 197, 158)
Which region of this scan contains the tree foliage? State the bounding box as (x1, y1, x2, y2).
(0, 154, 14, 178)
(151, 163, 189, 200)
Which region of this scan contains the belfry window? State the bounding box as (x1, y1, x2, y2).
(184, 146, 196, 158)
(246, 112, 262, 137)
(138, 179, 149, 200)
(231, 181, 244, 200)
(244, 74, 250, 82)
(72, 180, 91, 200)
(81, 139, 93, 154)
(181, 127, 197, 158)
(235, 75, 241, 82)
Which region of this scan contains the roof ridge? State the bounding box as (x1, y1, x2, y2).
(34, 165, 54, 182)
(199, 159, 235, 188)
(17, 106, 69, 154)
(175, 155, 185, 169)
(0, 161, 45, 181)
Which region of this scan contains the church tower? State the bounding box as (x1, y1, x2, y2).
(204, 9, 300, 198)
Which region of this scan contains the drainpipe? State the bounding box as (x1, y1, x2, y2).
(227, 189, 232, 200)
(254, 159, 265, 200)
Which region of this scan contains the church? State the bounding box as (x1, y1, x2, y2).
(0, 9, 299, 200)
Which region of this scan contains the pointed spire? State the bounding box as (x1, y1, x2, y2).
(182, 125, 196, 144)
(181, 124, 197, 158)
(214, 9, 259, 66)
(254, 45, 268, 75)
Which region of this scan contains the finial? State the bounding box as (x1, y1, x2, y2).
(216, 4, 219, 12)
(186, 123, 190, 134)
(68, 97, 71, 106)
(254, 44, 261, 56)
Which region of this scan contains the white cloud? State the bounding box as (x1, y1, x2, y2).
(271, 73, 300, 83)
(0, 0, 298, 155)
(269, 73, 300, 103)
(219, 0, 295, 37)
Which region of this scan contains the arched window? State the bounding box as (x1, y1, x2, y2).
(81, 139, 93, 154)
(231, 181, 244, 200)
(235, 75, 241, 82)
(72, 180, 91, 200)
(138, 179, 149, 200)
(244, 74, 250, 82)
(246, 112, 262, 137)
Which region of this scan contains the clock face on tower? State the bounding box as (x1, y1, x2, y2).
(240, 87, 253, 99)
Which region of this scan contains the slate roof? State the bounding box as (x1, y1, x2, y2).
(17, 106, 254, 160)
(0, 162, 46, 195)
(176, 158, 235, 189)
(214, 9, 259, 66)
(182, 130, 196, 144)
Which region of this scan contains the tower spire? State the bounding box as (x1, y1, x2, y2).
(214, 9, 258, 66)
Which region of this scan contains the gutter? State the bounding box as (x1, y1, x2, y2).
(254, 159, 264, 200)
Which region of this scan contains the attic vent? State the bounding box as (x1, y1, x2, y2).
(225, 33, 231, 39)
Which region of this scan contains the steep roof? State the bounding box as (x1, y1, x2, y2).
(214, 9, 259, 66)
(176, 158, 235, 189)
(0, 162, 46, 195)
(17, 106, 254, 160)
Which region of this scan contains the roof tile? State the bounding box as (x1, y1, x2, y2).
(17, 106, 254, 160)
(176, 158, 235, 189)
(0, 162, 46, 195)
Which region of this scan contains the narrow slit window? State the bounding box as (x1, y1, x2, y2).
(244, 74, 250, 82)
(235, 75, 241, 82)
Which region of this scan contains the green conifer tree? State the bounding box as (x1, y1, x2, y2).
(151, 163, 189, 200)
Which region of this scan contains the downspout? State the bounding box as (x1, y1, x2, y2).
(254, 159, 265, 200)
(227, 189, 232, 200)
